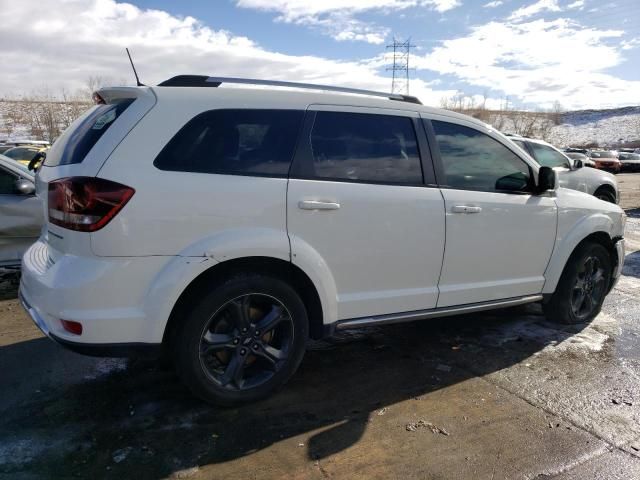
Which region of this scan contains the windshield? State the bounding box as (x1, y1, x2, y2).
(0, 154, 31, 173)
(4, 147, 40, 161)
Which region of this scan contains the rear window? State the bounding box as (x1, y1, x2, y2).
(44, 99, 134, 167)
(154, 109, 304, 176)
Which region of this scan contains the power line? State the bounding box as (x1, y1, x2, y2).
(386, 37, 416, 95)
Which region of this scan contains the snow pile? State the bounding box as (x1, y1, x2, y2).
(548, 106, 640, 148)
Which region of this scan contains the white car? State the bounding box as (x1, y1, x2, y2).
(509, 136, 619, 203)
(20, 77, 626, 405)
(0, 154, 42, 270)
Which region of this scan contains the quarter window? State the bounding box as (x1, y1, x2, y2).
(308, 111, 423, 184)
(154, 109, 304, 176)
(432, 121, 531, 193)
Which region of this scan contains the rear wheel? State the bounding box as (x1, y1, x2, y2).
(543, 242, 612, 324)
(173, 274, 309, 405)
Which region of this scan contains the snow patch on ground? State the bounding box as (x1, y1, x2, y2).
(82, 358, 128, 380)
(480, 312, 616, 355)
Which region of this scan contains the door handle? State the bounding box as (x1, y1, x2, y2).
(451, 205, 482, 214)
(298, 200, 341, 211)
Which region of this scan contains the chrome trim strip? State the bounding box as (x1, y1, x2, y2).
(335, 295, 543, 330)
(18, 290, 51, 337)
(206, 77, 405, 100)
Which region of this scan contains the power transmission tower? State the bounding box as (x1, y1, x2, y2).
(386, 37, 415, 95)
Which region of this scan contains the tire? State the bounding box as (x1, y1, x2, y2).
(173, 273, 309, 405)
(594, 188, 616, 204)
(543, 242, 612, 325)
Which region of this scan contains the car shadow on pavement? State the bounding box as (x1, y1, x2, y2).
(0, 304, 592, 479)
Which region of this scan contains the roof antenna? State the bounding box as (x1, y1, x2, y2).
(126, 48, 145, 86)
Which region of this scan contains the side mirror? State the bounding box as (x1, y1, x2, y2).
(15, 178, 35, 195)
(573, 159, 583, 169)
(537, 166, 556, 193)
(28, 152, 45, 172)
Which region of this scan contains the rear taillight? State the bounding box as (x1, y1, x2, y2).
(48, 177, 135, 232)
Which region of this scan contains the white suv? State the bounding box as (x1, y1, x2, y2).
(509, 136, 619, 203)
(20, 77, 626, 405)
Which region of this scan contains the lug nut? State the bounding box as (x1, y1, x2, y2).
(253, 344, 259, 350)
(233, 338, 239, 345)
(254, 330, 260, 336)
(240, 348, 246, 355)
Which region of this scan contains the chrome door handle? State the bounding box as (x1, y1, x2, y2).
(298, 200, 341, 211)
(451, 205, 482, 214)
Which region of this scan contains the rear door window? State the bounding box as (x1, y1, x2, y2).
(154, 109, 304, 176)
(44, 99, 134, 167)
(306, 111, 423, 184)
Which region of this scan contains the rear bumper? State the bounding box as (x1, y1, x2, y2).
(19, 289, 161, 357)
(19, 239, 169, 346)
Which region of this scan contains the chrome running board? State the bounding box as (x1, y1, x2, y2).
(334, 295, 543, 330)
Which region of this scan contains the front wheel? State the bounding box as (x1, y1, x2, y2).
(173, 274, 309, 405)
(594, 189, 616, 204)
(543, 242, 612, 324)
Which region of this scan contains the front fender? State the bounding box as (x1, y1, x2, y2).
(542, 212, 614, 294)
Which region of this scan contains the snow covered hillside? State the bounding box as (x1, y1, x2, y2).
(548, 106, 640, 148)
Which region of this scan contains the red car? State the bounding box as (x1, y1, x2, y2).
(588, 150, 621, 173)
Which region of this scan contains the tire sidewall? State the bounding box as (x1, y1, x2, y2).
(174, 274, 309, 405)
(552, 242, 612, 324)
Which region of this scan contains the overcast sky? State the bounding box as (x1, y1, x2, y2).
(1, 0, 639, 109)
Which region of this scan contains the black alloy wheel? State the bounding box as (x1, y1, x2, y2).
(199, 293, 294, 391)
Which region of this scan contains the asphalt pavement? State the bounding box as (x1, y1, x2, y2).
(1, 174, 640, 479)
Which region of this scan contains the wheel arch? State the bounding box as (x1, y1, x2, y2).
(162, 256, 327, 348)
(593, 184, 617, 203)
(543, 227, 618, 295)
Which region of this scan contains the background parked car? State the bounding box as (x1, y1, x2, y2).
(3, 146, 48, 166)
(565, 151, 596, 168)
(509, 136, 618, 203)
(619, 152, 640, 172)
(588, 150, 621, 173)
(3, 146, 48, 167)
(0, 154, 42, 270)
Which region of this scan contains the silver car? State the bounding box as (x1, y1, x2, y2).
(0, 154, 42, 270)
(509, 136, 619, 203)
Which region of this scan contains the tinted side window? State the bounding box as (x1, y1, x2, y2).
(529, 143, 570, 168)
(432, 121, 531, 193)
(308, 112, 422, 184)
(0, 168, 17, 194)
(154, 109, 304, 176)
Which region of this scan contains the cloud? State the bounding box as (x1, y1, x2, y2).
(508, 0, 561, 21)
(0, 0, 456, 105)
(483, 1, 504, 7)
(567, 0, 585, 9)
(235, 0, 461, 43)
(414, 18, 640, 108)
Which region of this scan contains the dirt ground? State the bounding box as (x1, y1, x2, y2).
(2, 175, 640, 479)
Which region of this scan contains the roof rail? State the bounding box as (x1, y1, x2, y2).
(157, 75, 422, 104)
